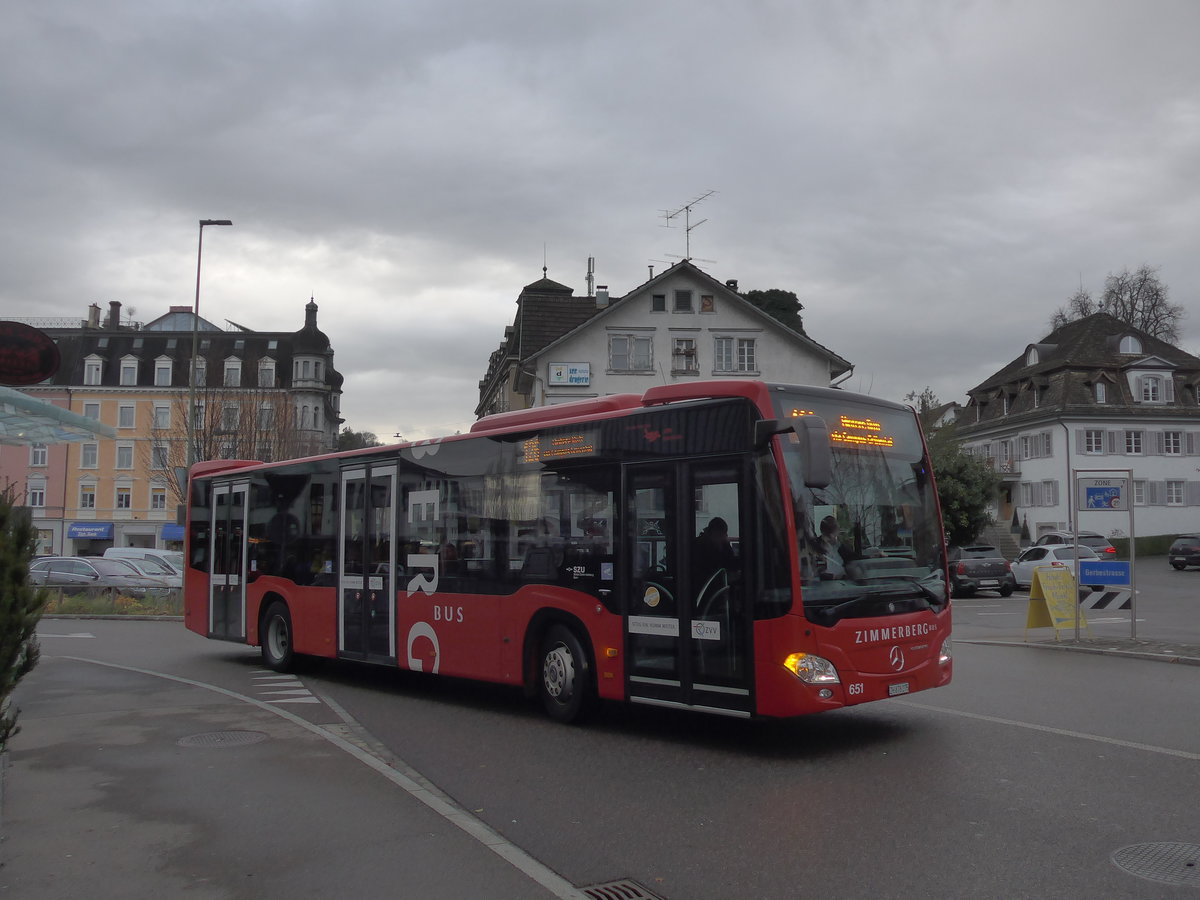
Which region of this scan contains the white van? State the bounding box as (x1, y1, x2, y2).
(103, 547, 185, 576)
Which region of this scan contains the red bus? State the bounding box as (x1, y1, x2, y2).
(184, 380, 951, 722)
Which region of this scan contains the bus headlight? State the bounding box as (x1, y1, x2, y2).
(939, 637, 953, 665)
(783, 652, 840, 684)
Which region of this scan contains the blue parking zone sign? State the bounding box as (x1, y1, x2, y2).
(1085, 486, 1122, 509)
(1078, 477, 1127, 510)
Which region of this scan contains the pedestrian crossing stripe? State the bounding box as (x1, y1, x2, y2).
(251, 670, 321, 703)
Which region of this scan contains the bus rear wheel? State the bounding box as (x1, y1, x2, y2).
(538, 624, 594, 724)
(261, 602, 294, 673)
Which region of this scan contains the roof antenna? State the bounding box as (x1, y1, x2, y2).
(660, 190, 716, 260)
(543, 243, 548, 279)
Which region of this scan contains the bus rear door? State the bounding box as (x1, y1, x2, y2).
(209, 480, 249, 641)
(338, 464, 397, 663)
(625, 459, 753, 716)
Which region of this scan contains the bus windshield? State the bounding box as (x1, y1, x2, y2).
(772, 392, 947, 625)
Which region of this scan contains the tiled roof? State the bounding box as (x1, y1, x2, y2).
(513, 295, 598, 360)
(970, 313, 1200, 393)
(957, 312, 1200, 433)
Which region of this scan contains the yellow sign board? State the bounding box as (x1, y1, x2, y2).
(1025, 567, 1088, 639)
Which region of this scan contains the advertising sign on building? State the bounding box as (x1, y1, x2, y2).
(548, 363, 591, 386)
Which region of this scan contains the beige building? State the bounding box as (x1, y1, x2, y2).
(2, 300, 342, 556)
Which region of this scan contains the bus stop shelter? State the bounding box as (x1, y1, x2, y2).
(0, 385, 115, 444)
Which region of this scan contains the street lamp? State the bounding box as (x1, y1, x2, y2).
(186, 219, 233, 469)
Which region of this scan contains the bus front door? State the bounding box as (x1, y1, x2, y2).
(338, 465, 397, 663)
(209, 481, 249, 641)
(625, 460, 753, 717)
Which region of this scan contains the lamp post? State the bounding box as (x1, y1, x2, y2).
(186, 219, 233, 469)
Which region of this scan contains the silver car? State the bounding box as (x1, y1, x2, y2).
(29, 556, 171, 597)
(1011, 544, 1102, 590)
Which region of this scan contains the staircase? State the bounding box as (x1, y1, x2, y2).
(981, 522, 1022, 561)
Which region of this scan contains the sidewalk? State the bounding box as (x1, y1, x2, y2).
(0, 656, 579, 900)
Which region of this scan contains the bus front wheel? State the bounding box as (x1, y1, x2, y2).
(538, 624, 594, 723)
(261, 602, 295, 673)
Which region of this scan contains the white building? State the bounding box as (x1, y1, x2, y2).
(957, 312, 1200, 542)
(476, 260, 852, 416)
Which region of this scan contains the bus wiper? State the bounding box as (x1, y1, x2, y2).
(812, 584, 936, 625)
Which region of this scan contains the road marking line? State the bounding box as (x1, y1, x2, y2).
(898, 699, 1200, 760)
(36, 632, 95, 639)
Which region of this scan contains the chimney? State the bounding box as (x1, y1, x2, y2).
(107, 300, 122, 329)
(87, 303, 101, 328)
(596, 286, 609, 309)
(725, 279, 739, 292)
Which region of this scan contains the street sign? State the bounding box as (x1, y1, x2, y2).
(1078, 477, 1128, 511)
(1078, 560, 1132, 586)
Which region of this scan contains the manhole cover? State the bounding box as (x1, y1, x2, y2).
(1111, 842, 1200, 886)
(579, 879, 666, 900)
(177, 731, 269, 748)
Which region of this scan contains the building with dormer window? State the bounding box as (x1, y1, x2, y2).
(957, 312, 1200, 541)
(0, 299, 342, 556)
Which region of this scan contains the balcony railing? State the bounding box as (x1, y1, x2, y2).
(985, 457, 1021, 476)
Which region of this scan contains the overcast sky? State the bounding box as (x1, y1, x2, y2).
(4, 1, 1198, 441)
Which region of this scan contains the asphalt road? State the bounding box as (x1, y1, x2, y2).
(953, 555, 1200, 645)
(10, 562, 1200, 899)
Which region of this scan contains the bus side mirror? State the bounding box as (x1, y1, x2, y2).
(753, 418, 794, 448)
(753, 417, 832, 488)
(797, 416, 832, 489)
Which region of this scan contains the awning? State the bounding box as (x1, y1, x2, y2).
(161, 524, 185, 541)
(67, 522, 114, 539)
(0, 385, 117, 445)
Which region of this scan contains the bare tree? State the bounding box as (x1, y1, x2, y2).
(1049, 287, 1097, 332)
(144, 385, 323, 504)
(1102, 265, 1184, 343)
(1049, 265, 1184, 343)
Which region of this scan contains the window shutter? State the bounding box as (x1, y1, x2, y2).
(1188, 432, 1199, 456)
(1135, 375, 1144, 401)
(1166, 378, 1176, 402)
(1188, 481, 1200, 506)
(1076, 430, 1086, 453)
(1147, 481, 1165, 505)
(1152, 432, 1164, 455)
(1107, 430, 1120, 454)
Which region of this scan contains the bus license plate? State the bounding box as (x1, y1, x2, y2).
(888, 682, 910, 697)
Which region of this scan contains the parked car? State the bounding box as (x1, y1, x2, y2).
(947, 544, 1016, 598)
(1011, 544, 1103, 589)
(113, 555, 182, 588)
(29, 556, 170, 597)
(1167, 535, 1200, 570)
(1034, 530, 1117, 557)
(103, 547, 185, 575)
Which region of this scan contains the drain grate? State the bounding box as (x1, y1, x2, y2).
(579, 879, 666, 900)
(1111, 842, 1200, 886)
(177, 731, 269, 748)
